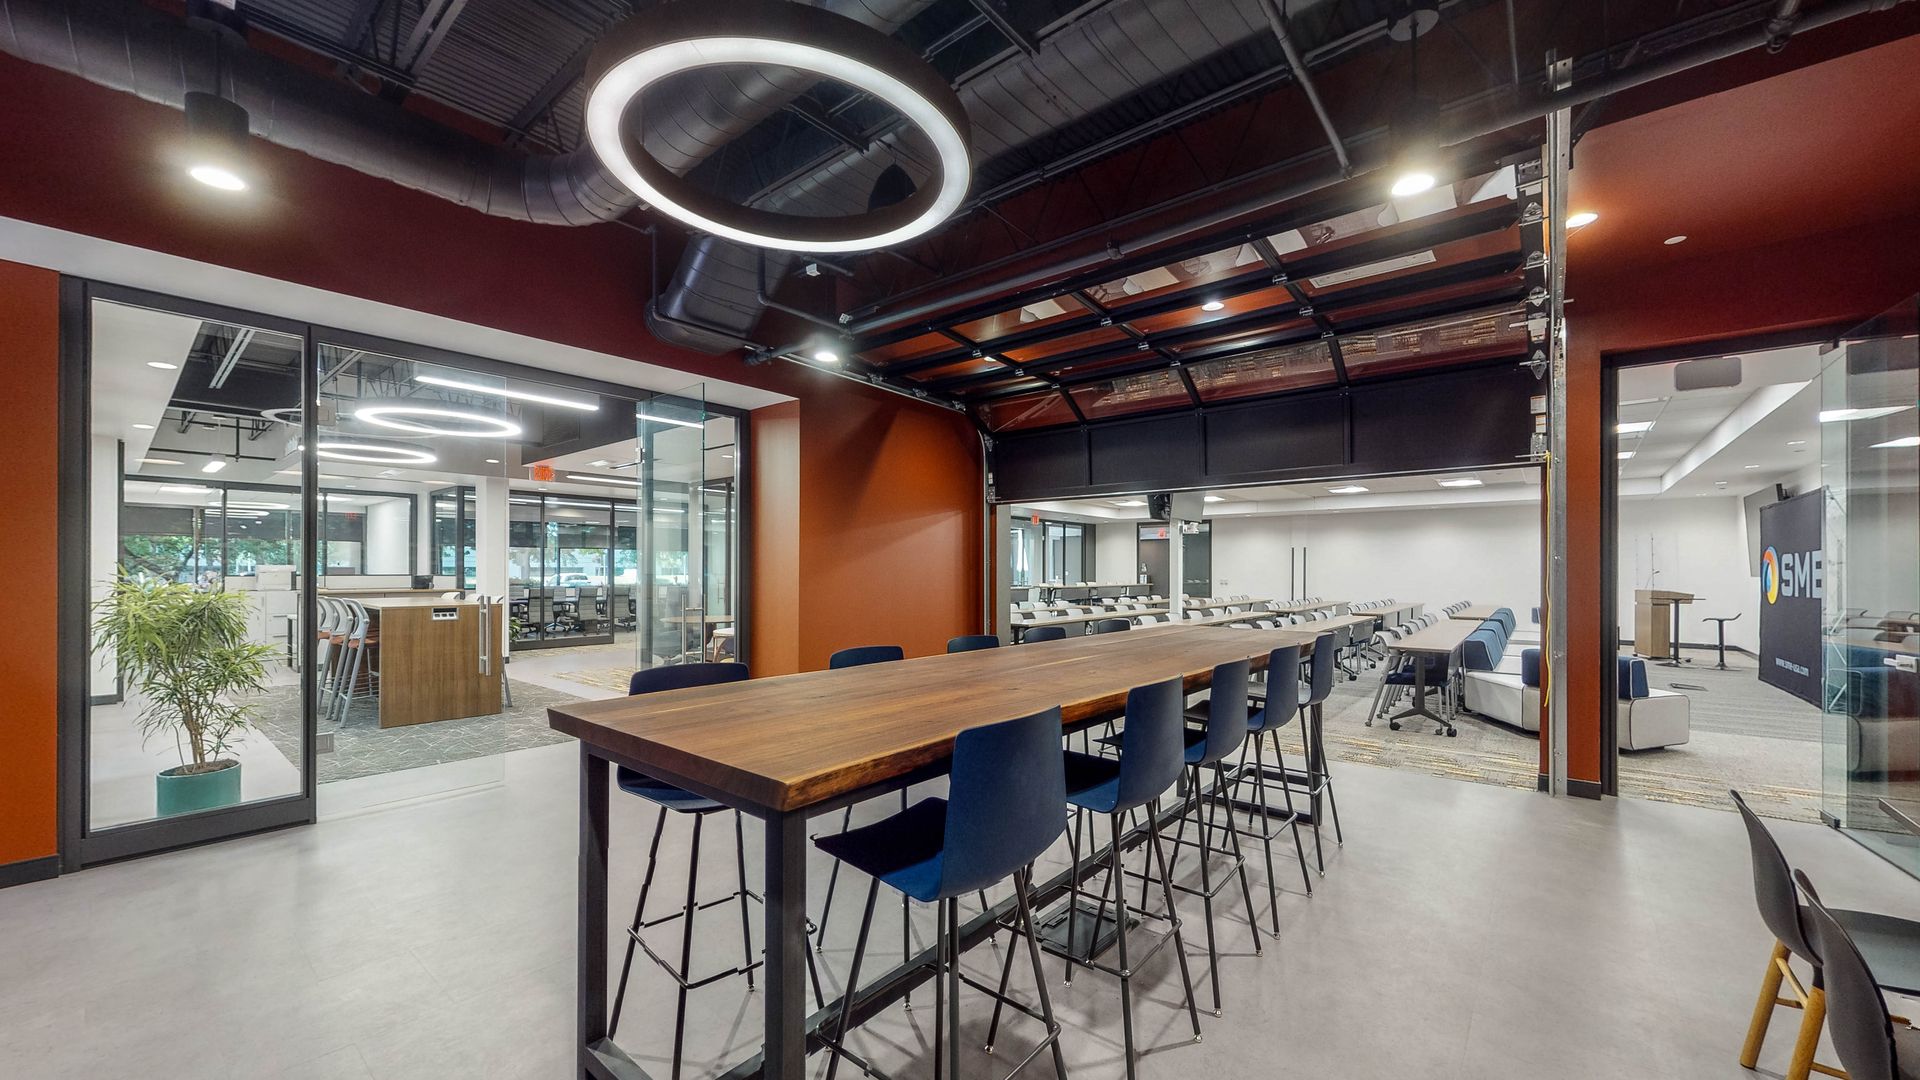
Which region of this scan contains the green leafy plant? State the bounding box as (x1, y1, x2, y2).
(92, 573, 277, 774)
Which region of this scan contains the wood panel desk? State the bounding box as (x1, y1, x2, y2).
(1384, 618, 1482, 734)
(1451, 604, 1498, 621)
(356, 596, 502, 728)
(549, 625, 1320, 1080)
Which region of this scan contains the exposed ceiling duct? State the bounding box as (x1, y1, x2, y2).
(658, 0, 1336, 353)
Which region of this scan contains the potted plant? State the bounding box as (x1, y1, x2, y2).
(92, 573, 277, 817)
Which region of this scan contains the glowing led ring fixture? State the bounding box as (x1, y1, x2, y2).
(584, 3, 970, 253)
(312, 441, 437, 465)
(353, 402, 524, 439)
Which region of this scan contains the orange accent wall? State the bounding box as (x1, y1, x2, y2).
(0, 260, 62, 868)
(751, 384, 985, 675)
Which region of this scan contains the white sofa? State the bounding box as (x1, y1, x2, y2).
(1462, 649, 1690, 751)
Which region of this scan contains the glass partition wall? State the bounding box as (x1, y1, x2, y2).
(66, 283, 747, 864)
(1820, 295, 1920, 873)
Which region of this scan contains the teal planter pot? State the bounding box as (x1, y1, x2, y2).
(155, 761, 242, 817)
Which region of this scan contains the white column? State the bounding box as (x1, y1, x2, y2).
(474, 477, 510, 603)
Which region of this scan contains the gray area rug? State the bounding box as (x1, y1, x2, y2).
(248, 680, 579, 784)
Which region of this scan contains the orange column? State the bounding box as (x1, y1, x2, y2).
(1562, 331, 1607, 793)
(0, 260, 63, 878)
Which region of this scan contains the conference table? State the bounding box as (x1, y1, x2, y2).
(1384, 618, 1482, 735)
(548, 624, 1320, 1080)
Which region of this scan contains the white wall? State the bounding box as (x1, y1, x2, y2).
(1196, 503, 1543, 616)
(363, 497, 413, 575)
(1093, 524, 1141, 586)
(1617, 495, 1758, 653)
(89, 435, 121, 697)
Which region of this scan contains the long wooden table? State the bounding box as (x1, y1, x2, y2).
(1383, 618, 1483, 733)
(549, 625, 1320, 1080)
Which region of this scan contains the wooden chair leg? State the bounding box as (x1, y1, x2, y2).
(1785, 985, 1826, 1080)
(1742, 940, 1790, 1068)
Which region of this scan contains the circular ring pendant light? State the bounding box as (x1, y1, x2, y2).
(354, 400, 524, 439)
(312, 440, 438, 465)
(583, 1, 971, 253)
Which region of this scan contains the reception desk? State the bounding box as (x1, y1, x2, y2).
(357, 597, 503, 728)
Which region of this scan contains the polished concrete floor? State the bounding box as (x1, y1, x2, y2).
(7, 735, 1920, 1080)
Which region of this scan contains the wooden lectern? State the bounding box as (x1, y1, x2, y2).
(1634, 589, 1696, 664)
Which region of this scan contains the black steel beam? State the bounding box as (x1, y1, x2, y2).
(964, 0, 1038, 56)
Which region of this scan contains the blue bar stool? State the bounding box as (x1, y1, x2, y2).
(1168, 658, 1264, 1015)
(1225, 645, 1315, 925)
(1034, 675, 1202, 1080)
(948, 634, 1002, 653)
(814, 707, 1071, 1080)
(609, 662, 817, 1080)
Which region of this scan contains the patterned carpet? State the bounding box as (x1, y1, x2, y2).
(551, 666, 640, 694)
(1311, 651, 1827, 822)
(249, 680, 580, 784)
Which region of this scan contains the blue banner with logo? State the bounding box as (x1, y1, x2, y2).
(1758, 488, 1825, 706)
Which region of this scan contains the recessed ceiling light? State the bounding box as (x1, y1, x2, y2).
(1201, 300, 1225, 312)
(812, 349, 842, 364)
(1873, 436, 1920, 449)
(1327, 485, 1369, 494)
(1821, 406, 1912, 423)
(1566, 211, 1599, 229)
(132, 423, 155, 430)
(1390, 171, 1436, 198)
(1616, 421, 1655, 434)
(1743, 463, 1760, 470)
(159, 483, 212, 493)
(139, 457, 182, 466)
(146, 361, 180, 370)
(188, 163, 248, 192)
(1617, 450, 1635, 460)
(1203, 495, 1225, 503)
(1113, 499, 1146, 507)
(1664, 235, 1687, 245)
(201, 459, 228, 474)
(1786, 440, 1807, 447)
(485, 458, 501, 464)
(1437, 477, 1482, 488)
(413, 374, 599, 412)
(588, 459, 610, 468)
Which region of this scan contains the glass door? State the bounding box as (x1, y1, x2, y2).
(638, 386, 711, 668)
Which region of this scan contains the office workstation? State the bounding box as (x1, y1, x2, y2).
(8, 6, 1920, 1080)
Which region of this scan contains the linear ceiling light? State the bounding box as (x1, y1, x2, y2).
(1821, 406, 1912, 423)
(1437, 477, 1482, 488)
(1328, 485, 1369, 494)
(1616, 420, 1655, 434)
(636, 411, 705, 430)
(413, 374, 599, 412)
(566, 473, 642, 486)
(1873, 436, 1920, 449)
(583, 2, 970, 252)
(354, 402, 524, 439)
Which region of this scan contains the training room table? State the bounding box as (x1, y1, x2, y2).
(548, 624, 1320, 1080)
(1450, 604, 1499, 621)
(1030, 581, 1146, 603)
(1384, 618, 1482, 734)
(1011, 606, 1171, 639)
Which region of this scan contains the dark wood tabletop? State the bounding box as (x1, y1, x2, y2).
(548, 624, 1317, 815)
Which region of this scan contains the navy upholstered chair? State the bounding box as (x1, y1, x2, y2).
(1092, 617, 1132, 634)
(609, 662, 759, 1080)
(816, 708, 1070, 1080)
(1171, 658, 1262, 1015)
(1023, 625, 1069, 643)
(1047, 676, 1202, 1076)
(947, 634, 1001, 653)
(831, 644, 905, 668)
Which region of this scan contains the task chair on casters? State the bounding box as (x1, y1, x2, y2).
(815, 707, 1070, 1080)
(1734, 790, 1920, 1080)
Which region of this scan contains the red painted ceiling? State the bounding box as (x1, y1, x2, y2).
(1567, 31, 1920, 286)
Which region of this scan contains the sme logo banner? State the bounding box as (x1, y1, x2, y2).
(1760, 545, 1822, 605)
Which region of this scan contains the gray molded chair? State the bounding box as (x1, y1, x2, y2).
(1734, 790, 1920, 1080)
(1798, 869, 1920, 1080)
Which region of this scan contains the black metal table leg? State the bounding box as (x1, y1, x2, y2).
(579, 746, 610, 1080)
(763, 810, 808, 1080)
